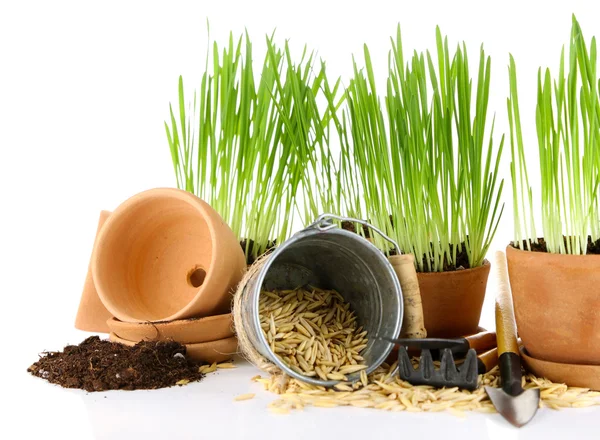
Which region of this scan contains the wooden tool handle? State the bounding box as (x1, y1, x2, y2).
(478, 347, 499, 373)
(389, 254, 427, 339)
(464, 331, 497, 352)
(494, 251, 519, 355)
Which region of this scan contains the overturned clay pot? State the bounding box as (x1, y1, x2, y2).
(92, 188, 246, 323)
(106, 313, 234, 344)
(109, 333, 238, 364)
(521, 347, 600, 391)
(507, 245, 600, 365)
(74, 210, 113, 333)
(416, 261, 490, 338)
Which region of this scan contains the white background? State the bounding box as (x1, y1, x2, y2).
(1, 1, 599, 439)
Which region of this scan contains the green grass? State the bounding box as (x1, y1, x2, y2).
(509, 15, 600, 254)
(165, 31, 325, 261)
(267, 45, 347, 227)
(335, 25, 504, 272)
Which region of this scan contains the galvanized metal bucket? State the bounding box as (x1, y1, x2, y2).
(240, 214, 403, 386)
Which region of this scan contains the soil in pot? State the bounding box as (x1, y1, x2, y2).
(240, 239, 277, 265)
(512, 236, 600, 254)
(240, 221, 376, 265)
(388, 242, 472, 272)
(341, 220, 371, 238)
(28, 336, 205, 392)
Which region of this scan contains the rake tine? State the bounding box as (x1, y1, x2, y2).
(440, 348, 458, 381)
(398, 346, 414, 380)
(461, 349, 479, 385)
(418, 349, 434, 380)
(395, 342, 494, 390)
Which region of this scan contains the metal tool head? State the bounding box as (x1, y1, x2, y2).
(484, 386, 540, 428)
(397, 346, 480, 390)
(379, 335, 469, 353)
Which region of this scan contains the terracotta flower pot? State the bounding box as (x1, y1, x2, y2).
(74, 210, 114, 333)
(506, 245, 600, 365)
(109, 333, 238, 364)
(416, 261, 490, 338)
(106, 313, 234, 344)
(92, 188, 246, 323)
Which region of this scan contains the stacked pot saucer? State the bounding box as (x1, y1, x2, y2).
(520, 347, 600, 391)
(107, 314, 238, 364)
(80, 188, 246, 363)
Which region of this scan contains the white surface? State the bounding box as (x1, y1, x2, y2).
(2, 1, 600, 439)
(12, 350, 600, 440)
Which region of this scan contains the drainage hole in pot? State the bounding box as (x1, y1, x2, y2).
(188, 267, 207, 288)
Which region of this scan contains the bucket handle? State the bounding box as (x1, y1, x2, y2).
(308, 213, 427, 340)
(308, 213, 402, 253)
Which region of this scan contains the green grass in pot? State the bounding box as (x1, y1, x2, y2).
(509, 15, 600, 254)
(266, 43, 349, 228)
(332, 25, 504, 272)
(165, 31, 323, 263)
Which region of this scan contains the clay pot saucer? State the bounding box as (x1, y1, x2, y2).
(109, 333, 238, 364)
(520, 347, 600, 391)
(92, 188, 246, 323)
(106, 313, 234, 344)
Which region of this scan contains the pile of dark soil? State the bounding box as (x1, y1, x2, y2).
(512, 236, 600, 254)
(28, 336, 205, 392)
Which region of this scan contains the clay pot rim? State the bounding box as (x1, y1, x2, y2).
(107, 313, 234, 344)
(415, 258, 490, 277)
(92, 188, 222, 323)
(110, 333, 237, 349)
(107, 312, 232, 327)
(506, 243, 600, 259)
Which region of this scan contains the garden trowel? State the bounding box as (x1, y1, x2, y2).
(484, 251, 540, 428)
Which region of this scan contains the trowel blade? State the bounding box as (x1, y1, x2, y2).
(485, 386, 540, 428)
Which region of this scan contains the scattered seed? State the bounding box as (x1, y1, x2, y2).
(217, 363, 236, 369)
(255, 360, 600, 416)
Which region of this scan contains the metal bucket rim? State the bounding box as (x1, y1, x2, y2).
(249, 226, 403, 386)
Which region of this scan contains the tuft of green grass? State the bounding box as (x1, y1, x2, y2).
(165, 31, 326, 261)
(335, 25, 504, 272)
(509, 15, 600, 254)
(267, 44, 347, 227)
